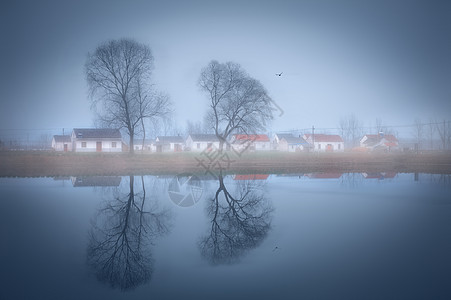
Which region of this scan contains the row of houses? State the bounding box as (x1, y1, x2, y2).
(58, 172, 398, 188)
(52, 128, 399, 153)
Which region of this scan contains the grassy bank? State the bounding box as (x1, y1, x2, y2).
(1, 151, 451, 177)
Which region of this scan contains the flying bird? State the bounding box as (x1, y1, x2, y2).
(275, 72, 283, 77)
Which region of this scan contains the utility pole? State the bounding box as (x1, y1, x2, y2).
(312, 125, 315, 152)
(444, 120, 447, 150)
(448, 121, 451, 149)
(430, 122, 433, 150)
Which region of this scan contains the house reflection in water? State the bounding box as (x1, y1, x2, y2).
(71, 176, 122, 187)
(233, 174, 269, 180)
(305, 172, 343, 179)
(362, 172, 397, 180)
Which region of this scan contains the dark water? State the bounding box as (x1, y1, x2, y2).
(0, 173, 450, 300)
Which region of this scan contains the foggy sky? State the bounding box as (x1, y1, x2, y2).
(1, 0, 450, 138)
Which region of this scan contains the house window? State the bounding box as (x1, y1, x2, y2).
(318, 144, 321, 150)
(82, 142, 87, 148)
(262, 144, 265, 148)
(135, 146, 139, 150)
(112, 142, 117, 148)
(197, 143, 200, 149)
(338, 144, 341, 150)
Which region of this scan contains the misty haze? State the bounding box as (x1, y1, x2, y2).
(1, 1, 450, 299)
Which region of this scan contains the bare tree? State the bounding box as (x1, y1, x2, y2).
(198, 172, 273, 265)
(436, 120, 451, 150)
(185, 120, 202, 135)
(412, 118, 424, 150)
(339, 113, 363, 148)
(374, 118, 397, 137)
(185, 120, 213, 135)
(427, 118, 436, 150)
(134, 77, 172, 152)
(36, 133, 51, 150)
(375, 117, 384, 133)
(87, 176, 171, 290)
(85, 38, 171, 154)
(199, 60, 274, 152)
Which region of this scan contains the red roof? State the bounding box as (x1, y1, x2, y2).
(304, 134, 343, 143)
(234, 174, 269, 180)
(234, 134, 269, 142)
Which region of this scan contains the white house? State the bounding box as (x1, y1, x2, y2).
(360, 133, 399, 152)
(71, 128, 123, 152)
(132, 139, 155, 152)
(303, 134, 344, 152)
(230, 134, 271, 152)
(185, 134, 220, 152)
(273, 133, 311, 152)
(155, 136, 184, 152)
(51, 135, 72, 152)
(71, 176, 122, 187)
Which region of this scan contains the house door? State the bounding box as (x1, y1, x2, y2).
(157, 145, 162, 153)
(96, 142, 102, 152)
(174, 144, 182, 152)
(63, 144, 68, 152)
(326, 144, 333, 152)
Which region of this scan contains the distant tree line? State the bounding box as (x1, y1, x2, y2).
(338, 114, 451, 150)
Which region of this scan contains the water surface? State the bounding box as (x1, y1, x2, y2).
(0, 173, 450, 299)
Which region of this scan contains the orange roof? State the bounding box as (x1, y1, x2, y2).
(234, 134, 269, 142)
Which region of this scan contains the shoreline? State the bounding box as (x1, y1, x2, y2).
(1, 151, 451, 177)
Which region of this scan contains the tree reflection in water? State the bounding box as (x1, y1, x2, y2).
(87, 176, 171, 290)
(199, 172, 273, 265)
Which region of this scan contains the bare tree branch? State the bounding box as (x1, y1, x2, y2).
(85, 39, 172, 153)
(199, 60, 274, 152)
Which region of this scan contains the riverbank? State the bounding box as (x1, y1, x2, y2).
(1, 151, 451, 177)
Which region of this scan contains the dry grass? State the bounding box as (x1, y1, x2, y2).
(1, 150, 451, 177)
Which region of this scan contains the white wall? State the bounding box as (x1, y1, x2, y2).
(191, 141, 220, 152)
(186, 136, 220, 152)
(52, 140, 72, 151)
(232, 140, 270, 152)
(133, 144, 153, 151)
(74, 140, 122, 152)
(255, 141, 270, 151)
(314, 141, 344, 152)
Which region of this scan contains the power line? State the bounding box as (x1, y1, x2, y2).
(277, 121, 449, 134)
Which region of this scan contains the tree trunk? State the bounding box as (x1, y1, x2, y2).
(141, 118, 146, 154)
(219, 140, 224, 154)
(129, 135, 134, 154)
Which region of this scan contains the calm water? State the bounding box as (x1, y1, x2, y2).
(0, 173, 450, 300)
